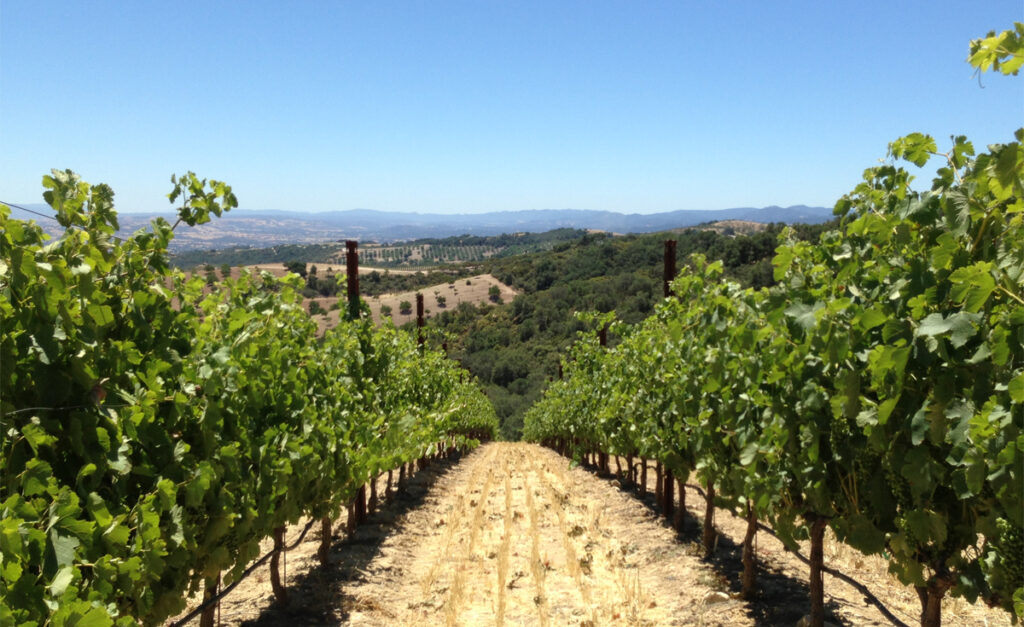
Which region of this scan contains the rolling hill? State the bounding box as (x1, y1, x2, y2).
(6, 203, 833, 251)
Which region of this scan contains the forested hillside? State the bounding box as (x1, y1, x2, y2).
(427, 222, 834, 437)
(169, 228, 586, 269)
(175, 219, 834, 438)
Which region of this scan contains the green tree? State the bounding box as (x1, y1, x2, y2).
(283, 260, 307, 278)
(307, 264, 318, 290)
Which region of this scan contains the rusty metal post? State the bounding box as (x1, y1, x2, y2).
(597, 327, 608, 472)
(346, 240, 360, 319)
(416, 293, 425, 345)
(664, 240, 677, 298)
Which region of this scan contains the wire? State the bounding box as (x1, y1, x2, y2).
(167, 549, 276, 627)
(285, 517, 317, 551)
(551, 444, 914, 627)
(2, 199, 132, 245)
(1, 201, 60, 223)
(681, 481, 912, 627)
(3, 403, 132, 417)
(167, 517, 317, 627)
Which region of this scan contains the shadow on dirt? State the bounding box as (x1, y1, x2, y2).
(238, 451, 467, 626)
(237, 448, 853, 627)
(579, 458, 850, 627)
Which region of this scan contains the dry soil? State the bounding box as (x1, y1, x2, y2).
(169, 443, 1013, 627)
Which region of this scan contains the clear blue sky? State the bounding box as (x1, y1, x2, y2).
(1, 1, 1021, 214)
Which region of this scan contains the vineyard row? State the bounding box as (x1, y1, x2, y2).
(524, 130, 1023, 627)
(0, 173, 498, 627)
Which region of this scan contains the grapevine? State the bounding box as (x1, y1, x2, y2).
(0, 172, 497, 626)
(525, 24, 1023, 626)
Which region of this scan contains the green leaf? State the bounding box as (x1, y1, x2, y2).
(1009, 372, 1024, 403)
(22, 422, 56, 454)
(911, 405, 930, 446)
(85, 493, 112, 528)
(916, 312, 980, 348)
(212, 346, 231, 365)
(2, 559, 22, 584)
(930, 232, 958, 270)
(901, 448, 945, 499)
(881, 318, 907, 344)
(840, 513, 886, 554)
(868, 345, 911, 387)
(85, 303, 115, 328)
(49, 530, 80, 567)
(57, 515, 94, 542)
(969, 26, 1024, 75)
(904, 508, 947, 546)
(0, 518, 24, 557)
(949, 263, 995, 312)
(22, 460, 52, 496)
(102, 521, 130, 546)
(965, 457, 986, 496)
(855, 407, 879, 428)
(49, 565, 74, 597)
(54, 605, 114, 627)
(916, 313, 952, 337)
(889, 133, 937, 167)
(950, 468, 973, 499)
(857, 307, 888, 332)
(108, 442, 132, 475)
(739, 442, 758, 466)
(948, 313, 979, 348)
(76, 464, 97, 486)
(785, 301, 823, 331)
(772, 245, 796, 280)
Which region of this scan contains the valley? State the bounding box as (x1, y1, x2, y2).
(178, 221, 830, 439)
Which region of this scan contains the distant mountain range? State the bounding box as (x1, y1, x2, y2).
(7, 204, 835, 251)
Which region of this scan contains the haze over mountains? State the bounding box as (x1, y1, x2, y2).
(8, 204, 834, 251)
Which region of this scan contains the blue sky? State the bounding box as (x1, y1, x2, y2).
(1, 1, 1021, 214)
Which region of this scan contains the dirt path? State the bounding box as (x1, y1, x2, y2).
(342, 443, 741, 626)
(173, 443, 746, 626)
(170, 443, 1013, 626)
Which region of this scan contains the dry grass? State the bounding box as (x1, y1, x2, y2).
(365, 273, 516, 324)
(496, 457, 512, 626)
(197, 265, 517, 336)
(317, 273, 517, 334)
(443, 450, 495, 626)
(524, 471, 550, 626)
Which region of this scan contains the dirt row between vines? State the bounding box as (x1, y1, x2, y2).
(171, 442, 1011, 626)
